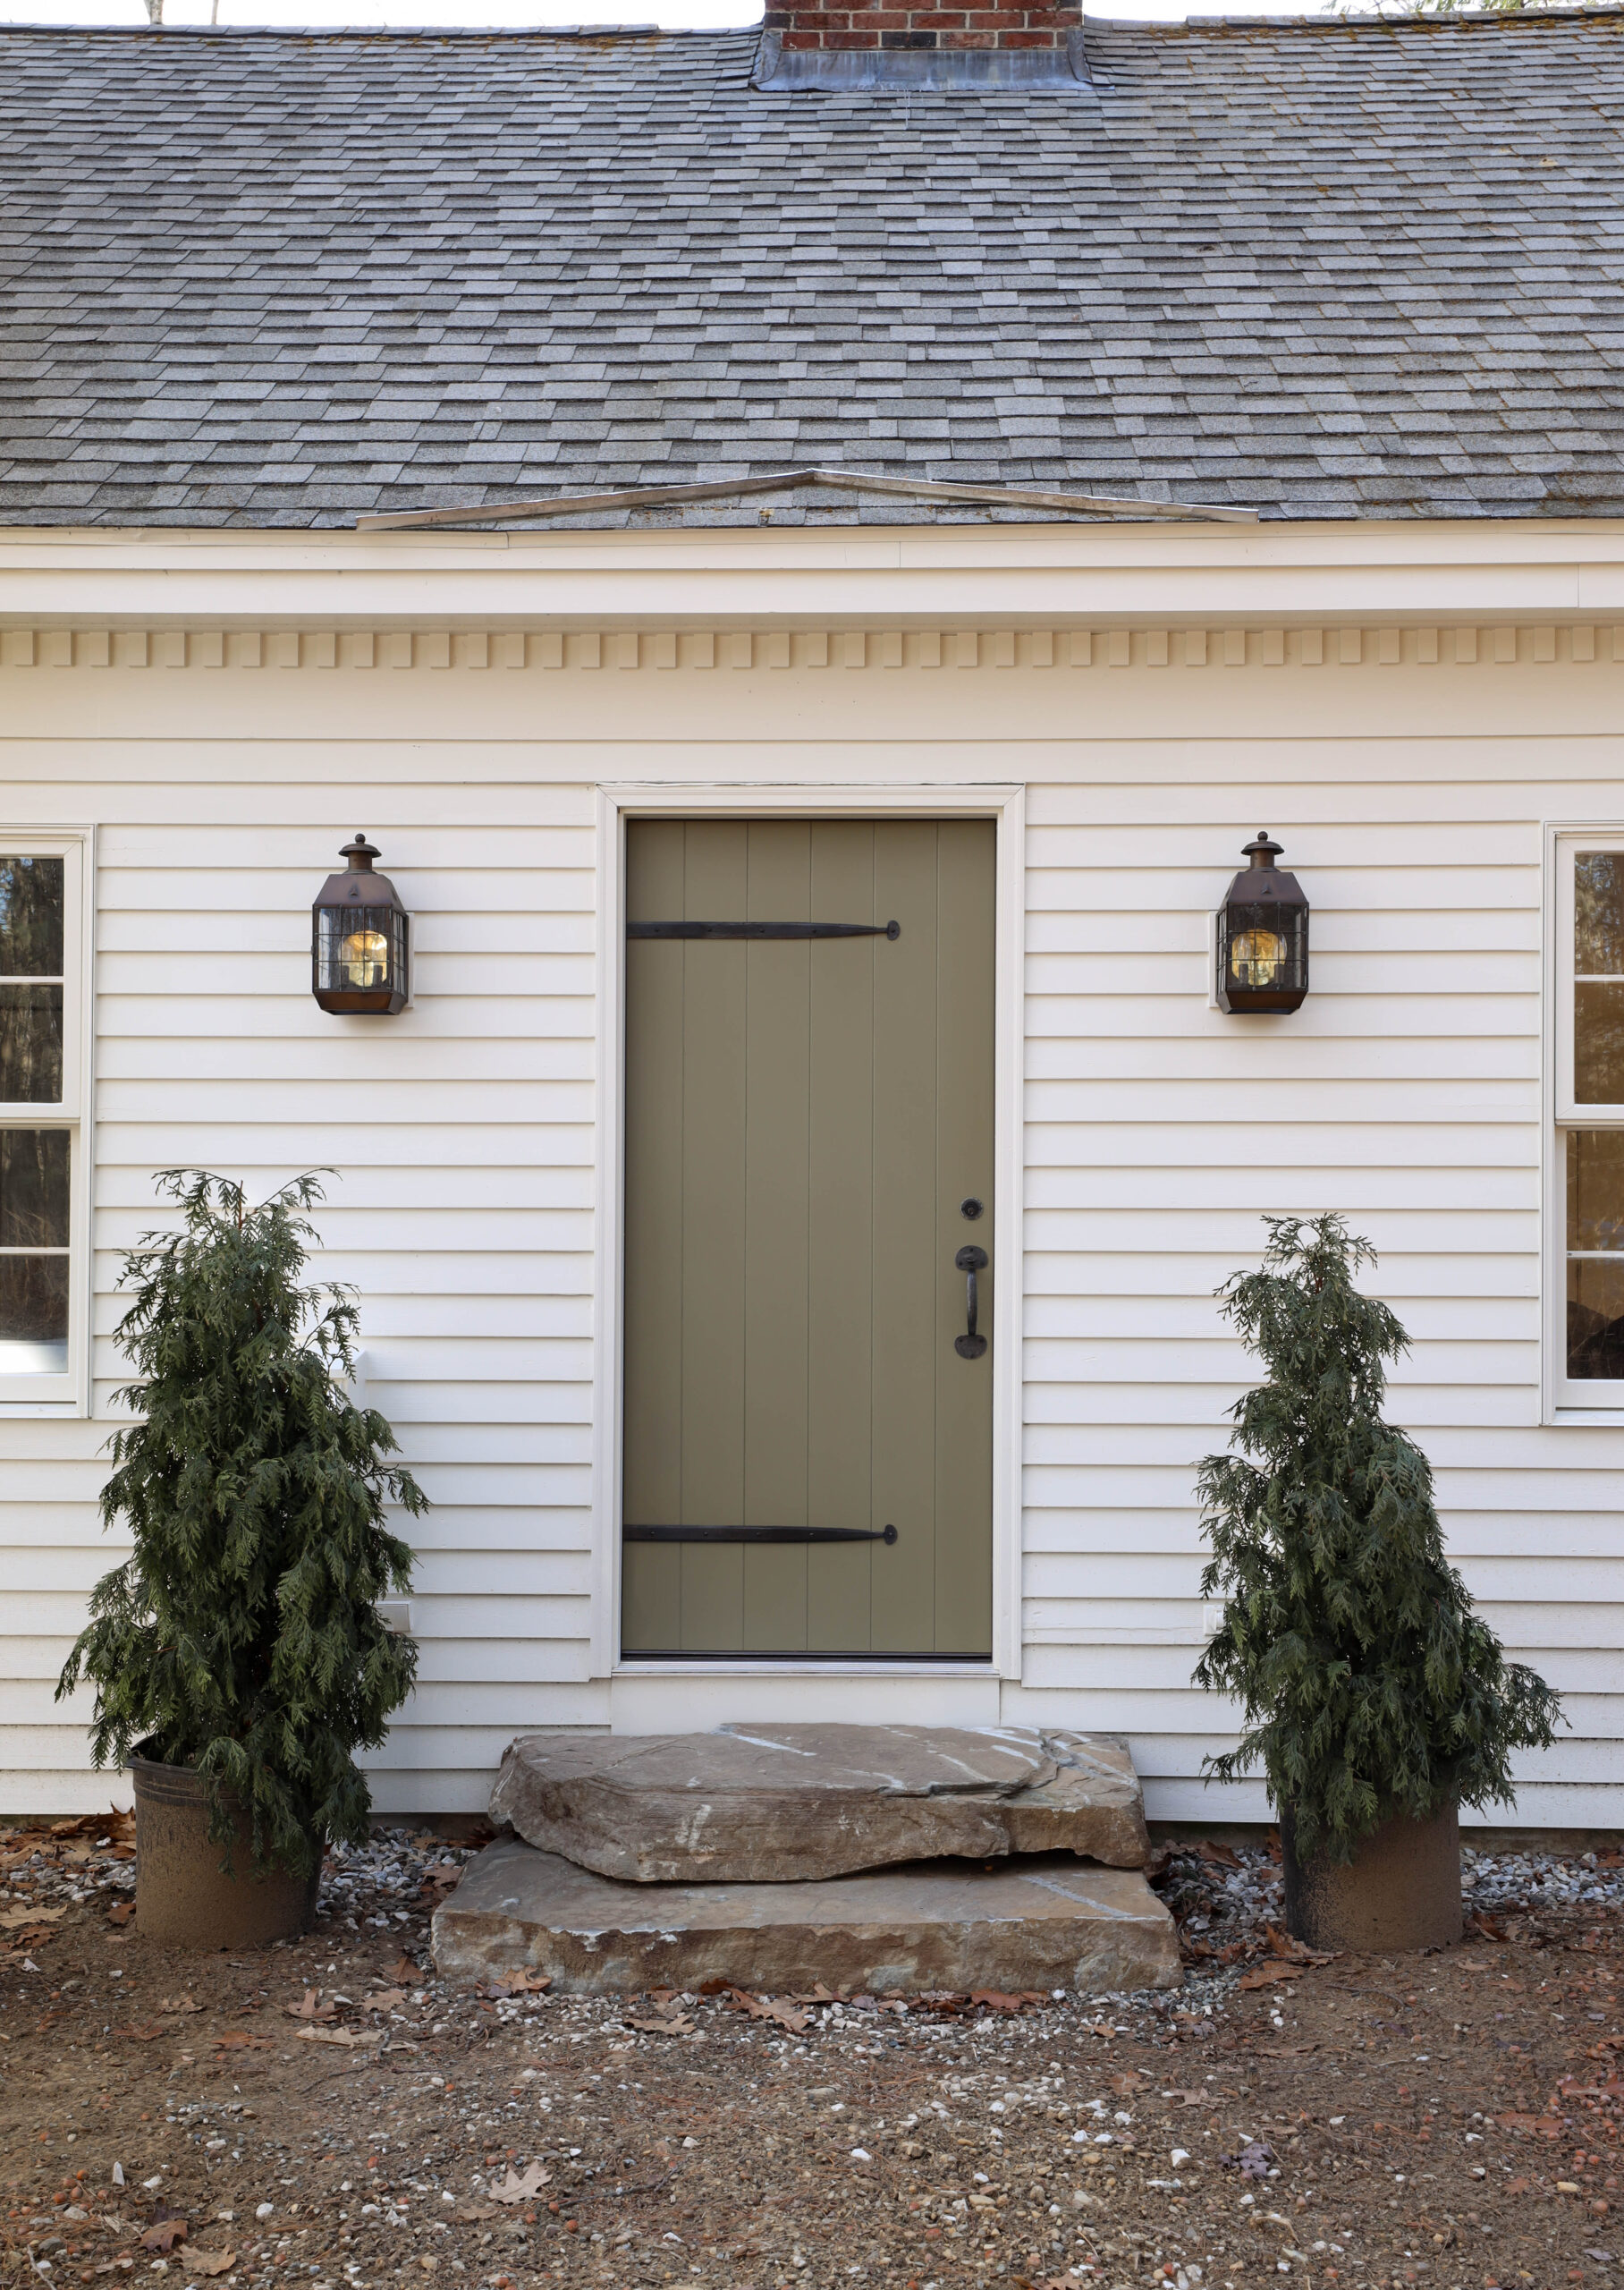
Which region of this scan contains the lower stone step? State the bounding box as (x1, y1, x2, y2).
(433, 1837, 1180, 1996)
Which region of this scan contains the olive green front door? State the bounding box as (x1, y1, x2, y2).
(621, 817, 995, 1658)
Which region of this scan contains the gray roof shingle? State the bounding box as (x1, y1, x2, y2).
(2, 13, 1623, 527)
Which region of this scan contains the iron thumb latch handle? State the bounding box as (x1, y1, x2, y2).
(955, 1244, 988, 1360)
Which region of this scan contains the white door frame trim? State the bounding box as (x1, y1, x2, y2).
(589, 780, 1027, 1682)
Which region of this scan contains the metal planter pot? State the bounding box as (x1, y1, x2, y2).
(1282, 1801, 1462, 1954)
(131, 1750, 320, 1950)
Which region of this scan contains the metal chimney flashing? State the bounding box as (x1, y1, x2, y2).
(749, 28, 1094, 89)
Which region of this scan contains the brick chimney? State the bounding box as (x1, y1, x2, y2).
(762, 0, 1080, 52)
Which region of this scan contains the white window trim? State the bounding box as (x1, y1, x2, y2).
(0, 827, 94, 1416)
(588, 780, 1026, 1684)
(1544, 823, 1624, 1423)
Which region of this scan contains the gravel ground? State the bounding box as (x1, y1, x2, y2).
(4, 1815, 1622, 2290)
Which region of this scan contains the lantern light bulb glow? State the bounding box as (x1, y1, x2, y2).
(1230, 927, 1285, 988)
(340, 927, 390, 988)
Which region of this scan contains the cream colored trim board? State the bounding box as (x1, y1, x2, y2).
(588, 781, 1026, 1686)
(3, 625, 1621, 672)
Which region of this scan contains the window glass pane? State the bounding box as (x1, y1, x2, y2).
(1567, 1130, 1624, 1380)
(1575, 982, 1624, 1104)
(0, 1254, 68, 1374)
(0, 1128, 69, 1248)
(1569, 1257, 1624, 1380)
(0, 856, 64, 977)
(0, 982, 63, 1102)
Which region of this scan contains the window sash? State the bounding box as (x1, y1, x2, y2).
(0, 836, 87, 1407)
(0, 843, 82, 1119)
(1554, 835, 1624, 1407)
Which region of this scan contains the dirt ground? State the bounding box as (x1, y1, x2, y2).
(4, 1819, 1621, 2290)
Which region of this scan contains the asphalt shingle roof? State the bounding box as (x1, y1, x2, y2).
(2, 13, 1622, 528)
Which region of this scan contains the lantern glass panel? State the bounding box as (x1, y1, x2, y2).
(1222, 903, 1307, 1000)
(316, 906, 407, 1000)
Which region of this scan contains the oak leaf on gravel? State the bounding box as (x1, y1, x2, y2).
(0, 1904, 66, 1927)
(140, 2220, 187, 2253)
(296, 2025, 381, 2048)
(189, 2252, 234, 2276)
(486, 2166, 549, 2206)
(724, 1989, 808, 2033)
(214, 2032, 272, 2052)
(285, 1989, 336, 2023)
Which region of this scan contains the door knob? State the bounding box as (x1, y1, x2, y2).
(954, 1244, 988, 1360)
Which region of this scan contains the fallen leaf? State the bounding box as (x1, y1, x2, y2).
(1221, 2141, 1274, 2181)
(970, 1991, 1047, 2014)
(1264, 1923, 1338, 1966)
(492, 1968, 550, 1995)
(366, 1989, 407, 2013)
(1079, 2020, 1117, 2039)
(0, 1904, 67, 1929)
(1161, 2090, 1210, 2108)
(486, 2165, 549, 2206)
(106, 1902, 135, 1928)
(189, 2252, 235, 2277)
(295, 2025, 381, 2048)
(454, 2204, 496, 2225)
(213, 2033, 273, 2053)
(1197, 1840, 1243, 1869)
(1109, 2071, 1146, 2093)
(1235, 1967, 1281, 1993)
(1468, 1911, 1507, 1943)
(116, 2023, 167, 2042)
(157, 1997, 202, 2015)
(628, 2014, 694, 2037)
(286, 1989, 337, 2023)
(724, 1989, 809, 2034)
(387, 1955, 420, 1985)
(1497, 2114, 1563, 2139)
(140, 2221, 187, 2254)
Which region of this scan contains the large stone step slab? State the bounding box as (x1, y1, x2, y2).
(433, 1838, 1180, 1996)
(489, 1723, 1147, 1883)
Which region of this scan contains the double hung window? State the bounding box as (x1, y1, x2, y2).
(1554, 838, 1624, 1408)
(0, 839, 87, 1405)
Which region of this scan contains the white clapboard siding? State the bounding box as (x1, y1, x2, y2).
(3, 638, 1623, 1827)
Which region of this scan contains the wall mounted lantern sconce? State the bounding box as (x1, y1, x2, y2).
(312, 835, 410, 1014)
(1216, 832, 1309, 1014)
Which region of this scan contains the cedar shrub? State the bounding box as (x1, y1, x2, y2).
(1194, 1212, 1561, 1862)
(57, 1170, 425, 1876)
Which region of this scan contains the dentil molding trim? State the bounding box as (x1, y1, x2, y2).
(0, 625, 1621, 671)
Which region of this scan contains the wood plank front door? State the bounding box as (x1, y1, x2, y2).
(621, 817, 995, 1658)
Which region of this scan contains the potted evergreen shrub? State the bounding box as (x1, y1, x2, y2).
(57, 1171, 425, 1949)
(1194, 1214, 1561, 1951)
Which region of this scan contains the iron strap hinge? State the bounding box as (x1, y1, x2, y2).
(624, 1523, 900, 1546)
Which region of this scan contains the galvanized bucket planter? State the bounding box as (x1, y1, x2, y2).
(1282, 1802, 1462, 1954)
(131, 1750, 320, 1950)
